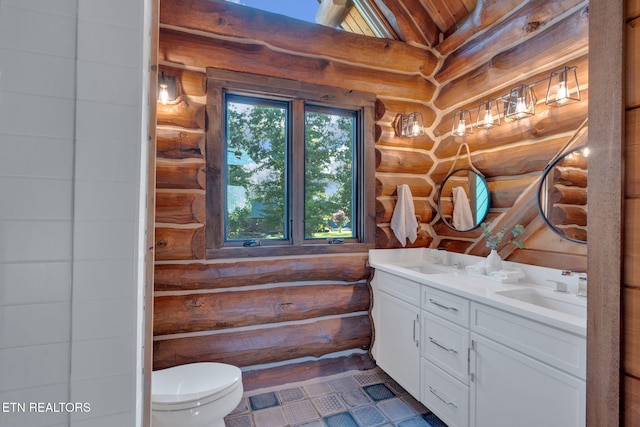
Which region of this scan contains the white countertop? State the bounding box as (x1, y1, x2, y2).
(369, 248, 587, 337)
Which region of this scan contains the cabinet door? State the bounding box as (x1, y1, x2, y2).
(470, 334, 585, 427)
(376, 290, 421, 398)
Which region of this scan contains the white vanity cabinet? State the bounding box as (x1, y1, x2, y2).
(469, 303, 586, 427)
(371, 270, 422, 398)
(371, 266, 586, 427)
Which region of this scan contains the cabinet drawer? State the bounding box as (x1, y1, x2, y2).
(422, 286, 469, 327)
(421, 358, 469, 427)
(422, 311, 469, 384)
(375, 270, 421, 306)
(471, 302, 586, 379)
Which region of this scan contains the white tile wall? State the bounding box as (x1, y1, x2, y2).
(76, 62, 142, 106)
(1, 0, 77, 17)
(2, 221, 73, 262)
(75, 102, 142, 144)
(0, 343, 70, 392)
(0, 50, 76, 98)
(70, 336, 135, 381)
(2, 262, 72, 305)
(0, 6, 77, 57)
(70, 374, 134, 422)
(0, 384, 71, 427)
(0, 0, 150, 426)
(0, 93, 76, 137)
(76, 22, 141, 68)
(71, 260, 134, 301)
(1, 302, 71, 348)
(2, 177, 73, 219)
(0, 135, 75, 179)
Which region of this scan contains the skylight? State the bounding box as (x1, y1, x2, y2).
(226, 0, 319, 24)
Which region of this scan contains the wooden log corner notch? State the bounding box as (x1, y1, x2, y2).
(316, 0, 354, 28)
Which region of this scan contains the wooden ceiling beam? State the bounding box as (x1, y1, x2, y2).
(159, 29, 436, 102)
(399, 0, 441, 46)
(437, 0, 528, 56)
(160, 0, 438, 77)
(418, 0, 473, 33)
(371, 0, 437, 46)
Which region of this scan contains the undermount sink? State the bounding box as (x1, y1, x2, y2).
(495, 288, 586, 318)
(405, 265, 453, 275)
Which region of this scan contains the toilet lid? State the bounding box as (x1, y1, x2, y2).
(152, 362, 242, 405)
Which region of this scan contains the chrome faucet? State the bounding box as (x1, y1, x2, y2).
(577, 273, 587, 297)
(548, 280, 569, 293)
(561, 270, 588, 297)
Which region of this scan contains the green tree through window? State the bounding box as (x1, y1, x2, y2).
(224, 96, 357, 242)
(304, 106, 355, 239)
(225, 95, 288, 240)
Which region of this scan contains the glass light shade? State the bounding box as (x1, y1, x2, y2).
(475, 98, 501, 129)
(158, 73, 177, 105)
(159, 83, 169, 105)
(545, 66, 580, 106)
(505, 85, 535, 120)
(394, 112, 425, 137)
(405, 112, 425, 137)
(451, 110, 473, 136)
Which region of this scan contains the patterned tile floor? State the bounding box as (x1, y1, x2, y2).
(225, 367, 448, 427)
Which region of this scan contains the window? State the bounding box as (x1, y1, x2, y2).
(206, 70, 375, 258)
(303, 105, 356, 240)
(225, 95, 289, 242)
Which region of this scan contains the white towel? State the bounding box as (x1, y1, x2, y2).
(452, 186, 474, 231)
(489, 268, 525, 282)
(465, 260, 486, 275)
(390, 184, 418, 247)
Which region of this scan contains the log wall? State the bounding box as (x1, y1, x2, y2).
(375, 0, 588, 270)
(154, 0, 591, 388)
(624, 0, 640, 422)
(154, 57, 375, 387)
(154, 0, 440, 388)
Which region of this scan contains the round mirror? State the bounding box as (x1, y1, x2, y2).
(437, 168, 490, 231)
(537, 145, 588, 244)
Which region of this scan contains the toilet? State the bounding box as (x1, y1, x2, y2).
(151, 362, 243, 427)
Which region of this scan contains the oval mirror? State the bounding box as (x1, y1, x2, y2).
(437, 168, 490, 232)
(537, 145, 588, 244)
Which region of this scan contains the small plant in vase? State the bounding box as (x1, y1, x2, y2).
(480, 222, 525, 274)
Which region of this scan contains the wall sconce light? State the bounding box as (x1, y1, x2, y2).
(475, 98, 501, 129)
(451, 110, 473, 136)
(505, 84, 536, 121)
(394, 112, 425, 137)
(545, 66, 580, 106)
(158, 72, 177, 105)
(449, 65, 581, 138)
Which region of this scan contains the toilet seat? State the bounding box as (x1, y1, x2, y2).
(152, 362, 242, 411)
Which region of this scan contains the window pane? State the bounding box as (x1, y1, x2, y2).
(304, 106, 356, 239)
(225, 95, 288, 241)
